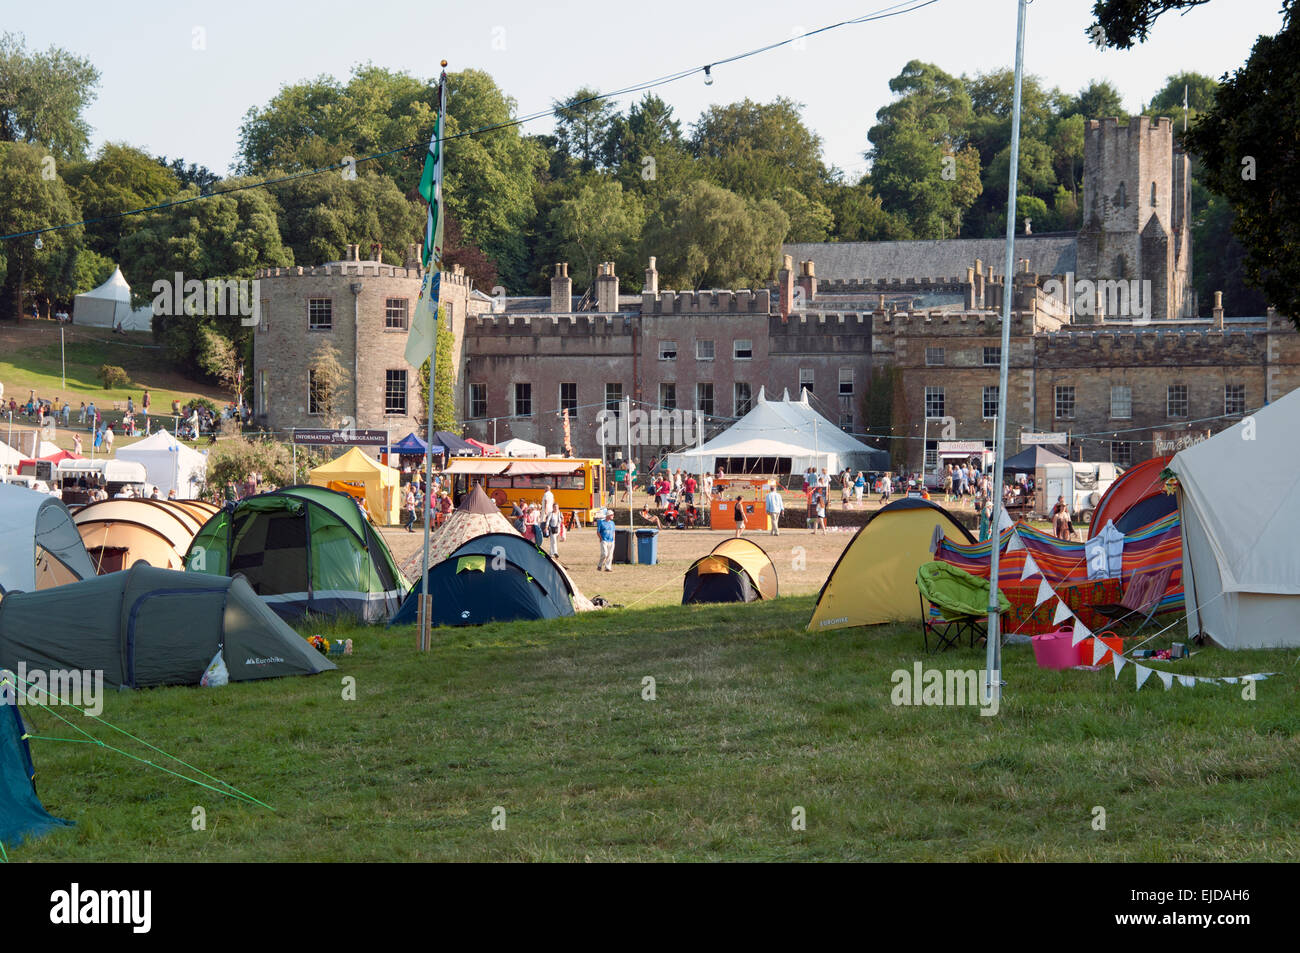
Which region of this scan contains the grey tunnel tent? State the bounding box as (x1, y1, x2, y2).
(0, 484, 97, 594)
(0, 565, 335, 689)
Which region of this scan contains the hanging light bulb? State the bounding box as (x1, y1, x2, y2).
(703, 65, 713, 86)
(34, 236, 43, 251)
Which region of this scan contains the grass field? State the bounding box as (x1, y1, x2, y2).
(12, 567, 1299, 861)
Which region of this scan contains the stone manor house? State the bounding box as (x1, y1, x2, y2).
(251, 116, 1299, 472)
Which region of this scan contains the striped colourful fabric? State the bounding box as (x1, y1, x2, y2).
(932, 514, 1184, 635)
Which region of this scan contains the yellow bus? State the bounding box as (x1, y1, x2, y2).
(443, 457, 607, 524)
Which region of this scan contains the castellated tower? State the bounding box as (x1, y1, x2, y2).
(1076, 117, 1194, 320)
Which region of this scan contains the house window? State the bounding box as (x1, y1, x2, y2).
(925, 347, 945, 366)
(307, 369, 324, 415)
(982, 346, 1001, 367)
(696, 382, 714, 417)
(385, 298, 408, 330)
(695, 340, 714, 361)
(308, 298, 332, 331)
(1167, 384, 1188, 419)
(659, 340, 677, 360)
(384, 370, 408, 416)
(924, 386, 944, 419)
(1110, 385, 1132, 419)
(605, 382, 623, 414)
(983, 385, 999, 420)
(469, 383, 487, 419)
(1151, 182, 1157, 207)
(840, 412, 854, 433)
(838, 368, 854, 396)
(258, 370, 267, 414)
(259, 298, 270, 333)
(1224, 383, 1245, 416)
(560, 382, 578, 415)
(514, 383, 532, 418)
(1111, 441, 1133, 468)
(799, 368, 814, 395)
(925, 439, 938, 471)
(734, 339, 753, 360)
(659, 382, 676, 411)
(734, 382, 752, 416)
(1055, 385, 1075, 420)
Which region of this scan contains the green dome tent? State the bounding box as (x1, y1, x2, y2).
(186, 485, 408, 622)
(0, 564, 335, 689)
(0, 697, 72, 850)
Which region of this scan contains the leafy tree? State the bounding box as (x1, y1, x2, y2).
(548, 178, 645, 289)
(607, 94, 689, 198)
(551, 87, 620, 174)
(197, 325, 243, 405)
(1067, 79, 1128, 120)
(642, 180, 788, 290)
(778, 187, 835, 243)
(1193, 192, 1267, 316)
(307, 341, 349, 428)
(0, 141, 84, 318)
(1088, 0, 1213, 49)
(69, 248, 115, 295)
(825, 179, 912, 242)
(0, 32, 100, 160)
(1184, 1, 1300, 328)
(63, 143, 181, 263)
(156, 156, 220, 192)
(417, 313, 456, 432)
(690, 97, 829, 200)
(271, 171, 421, 267)
(206, 434, 297, 491)
(867, 62, 982, 238)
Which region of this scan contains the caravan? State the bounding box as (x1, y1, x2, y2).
(1037, 460, 1121, 523)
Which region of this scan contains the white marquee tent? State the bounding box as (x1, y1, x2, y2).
(115, 429, 208, 499)
(73, 266, 153, 331)
(1174, 386, 1300, 649)
(497, 437, 547, 457)
(665, 388, 889, 476)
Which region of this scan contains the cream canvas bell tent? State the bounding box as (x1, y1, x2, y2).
(1173, 387, 1300, 649)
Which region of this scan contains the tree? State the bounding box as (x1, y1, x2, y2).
(1067, 80, 1128, 120)
(548, 179, 645, 289)
(778, 187, 835, 243)
(0, 32, 100, 160)
(307, 342, 349, 428)
(551, 87, 620, 174)
(271, 171, 421, 268)
(607, 94, 689, 198)
(0, 141, 84, 319)
(1183, 1, 1300, 328)
(867, 62, 982, 239)
(1088, 0, 1213, 49)
(63, 143, 181, 263)
(418, 314, 456, 432)
(826, 179, 911, 242)
(156, 156, 220, 193)
(642, 180, 788, 290)
(690, 97, 829, 200)
(206, 435, 297, 492)
(197, 326, 243, 406)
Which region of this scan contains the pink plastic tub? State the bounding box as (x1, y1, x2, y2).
(1032, 629, 1078, 670)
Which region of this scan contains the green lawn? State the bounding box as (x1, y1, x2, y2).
(10, 596, 1298, 862)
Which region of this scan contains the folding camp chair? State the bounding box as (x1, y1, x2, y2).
(919, 593, 986, 653)
(1088, 566, 1172, 639)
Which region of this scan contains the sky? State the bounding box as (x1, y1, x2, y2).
(9, 0, 1288, 181)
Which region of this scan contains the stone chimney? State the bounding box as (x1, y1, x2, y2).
(369, 241, 383, 262)
(405, 244, 420, 269)
(595, 261, 620, 313)
(550, 263, 572, 313)
(644, 257, 659, 296)
(797, 260, 817, 306)
(1212, 290, 1224, 328)
(345, 243, 360, 262)
(777, 255, 794, 319)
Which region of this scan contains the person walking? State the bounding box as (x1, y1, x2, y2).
(854, 471, 866, 506)
(403, 485, 418, 532)
(764, 483, 784, 536)
(732, 495, 747, 538)
(546, 501, 562, 557)
(1051, 495, 1073, 541)
(879, 471, 892, 504)
(814, 493, 828, 534)
(596, 508, 616, 572)
(102, 424, 114, 454)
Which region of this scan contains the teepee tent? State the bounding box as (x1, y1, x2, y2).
(424, 484, 519, 565)
(665, 387, 887, 475)
(1173, 388, 1300, 649)
(115, 429, 208, 499)
(72, 266, 152, 331)
(308, 447, 401, 525)
(0, 485, 96, 594)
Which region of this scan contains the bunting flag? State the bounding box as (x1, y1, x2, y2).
(405, 73, 448, 369)
(1091, 634, 1110, 664)
(1112, 652, 1127, 679)
(1005, 531, 1025, 553)
(1020, 553, 1041, 581)
(1136, 664, 1154, 691)
(1053, 600, 1073, 625)
(1157, 670, 1174, 690)
(1177, 675, 1197, 688)
(1071, 619, 1092, 647)
(1033, 576, 1054, 607)
(997, 506, 1015, 534)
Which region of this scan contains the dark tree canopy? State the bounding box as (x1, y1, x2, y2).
(1088, 0, 1213, 49)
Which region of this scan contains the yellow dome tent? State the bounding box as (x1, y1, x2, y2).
(807, 498, 975, 631)
(308, 447, 401, 526)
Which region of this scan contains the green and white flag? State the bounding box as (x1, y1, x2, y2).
(405, 74, 447, 368)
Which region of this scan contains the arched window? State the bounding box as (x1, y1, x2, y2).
(1116, 181, 1127, 208)
(1151, 181, 1157, 207)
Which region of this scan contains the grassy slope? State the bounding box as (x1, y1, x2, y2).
(16, 597, 1299, 862)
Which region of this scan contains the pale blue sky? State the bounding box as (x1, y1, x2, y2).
(10, 0, 1286, 180)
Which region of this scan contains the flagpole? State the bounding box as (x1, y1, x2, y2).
(986, 0, 1029, 705)
(416, 64, 449, 651)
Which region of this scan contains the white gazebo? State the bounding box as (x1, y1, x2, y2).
(73, 266, 153, 331)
